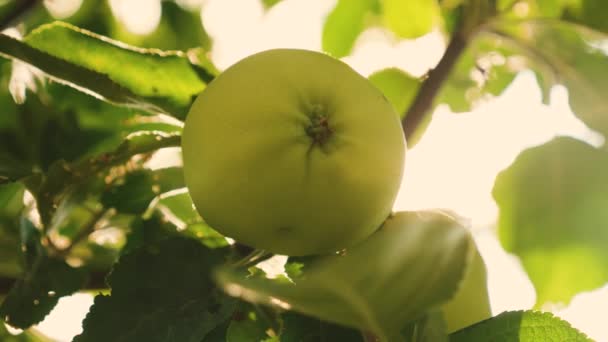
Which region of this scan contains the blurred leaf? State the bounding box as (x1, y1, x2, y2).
(0, 183, 25, 278)
(74, 236, 237, 342)
(489, 20, 608, 136)
(216, 211, 471, 340)
(0, 182, 24, 217)
(401, 311, 447, 342)
(497, 0, 569, 19)
(226, 303, 274, 342)
(0, 219, 86, 329)
(101, 167, 184, 214)
(437, 33, 522, 113)
(0, 21, 211, 118)
(369, 68, 420, 116)
(0, 319, 54, 342)
(493, 137, 608, 305)
(368, 68, 430, 146)
(449, 310, 591, 341)
(562, 0, 608, 33)
(261, 0, 284, 9)
(280, 312, 363, 342)
(381, 0, 441, 39)
(322, 0, 377, 58)
(440, 241, 491, 333)
(27, 131, 180, 227)
(144, 189, 228, 248)
(108, 2, 212, 52)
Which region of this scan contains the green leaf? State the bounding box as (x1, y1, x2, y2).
(0, 219, 86, 329)
(563, 0, 608, 33)
(368, 68, 428, 146)
(216, 210, 472, 341)
(0, 21, 210, 119)
(493, 137, 608, 305)
(381, 0, 441, 39)
(74, 236, 236, 342)
(369, 68, 420, 116)
(261, 0, 284, 10)
(437, 33, 522, 113)
(322, 0, 377, 58)
(27, 131, 180, 227)
(0, 319, 54, 342)
(488, 19, 608, 136)
(498, 0, 570, 19)
(226, 303, 274, 342)
(449, 311, 592, 341)
(402, 311, 448, 342)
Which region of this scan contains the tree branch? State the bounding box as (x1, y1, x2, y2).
(0, 0, 38, 31)
(401, 32, 468, 141)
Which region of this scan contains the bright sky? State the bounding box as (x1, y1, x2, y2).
(8, 0, 608, 341)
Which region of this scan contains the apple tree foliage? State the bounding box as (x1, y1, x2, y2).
(0, 0, 605, 341)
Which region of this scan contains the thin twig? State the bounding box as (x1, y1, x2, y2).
(402, 32, 469, 140)
(0, 0, 37, 31)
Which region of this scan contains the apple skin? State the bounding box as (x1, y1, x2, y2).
(441, 239, 492, 333)
(182, 49, 405, 256)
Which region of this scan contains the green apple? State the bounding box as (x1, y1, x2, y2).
(182, 49, 406, 256)
(441, 238, 492, 333)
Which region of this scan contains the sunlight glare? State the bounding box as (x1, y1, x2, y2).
(109, 0, 162, 35)
(34, 293, 94, 342)
(44, 0, 83, 19)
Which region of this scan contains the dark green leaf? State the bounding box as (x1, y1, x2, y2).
(28, 131, 180, 227)
(101, 167, 185, 214)
(74, 236, 236, 342)
(0, 318, 54, 342)
(449, 311, 592, 341)
(402, 311, 447, 342)
(0, 219, 86, 329)
(280, 312, 363, 342)
(322, 0, 377, 58)
(216, 211, 472, 340)
(493, 137, 608, 305)
(226, 303, 274, 342)
(563, 0, 608, 33)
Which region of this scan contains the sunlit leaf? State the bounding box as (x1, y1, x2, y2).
(368, 68, 429, 145)
(216, 211, 471, 340)
(322, 0, 377, 58)
(449, 310, 592, 341)
(489, 19, 608, 136)
(0, 21, 211, 119)
(437, 33, 522, 113)
(493, 137, 608, 305)
(381, 0, 441, 39)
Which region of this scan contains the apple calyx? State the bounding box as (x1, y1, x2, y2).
(306, 104, 333, 146)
